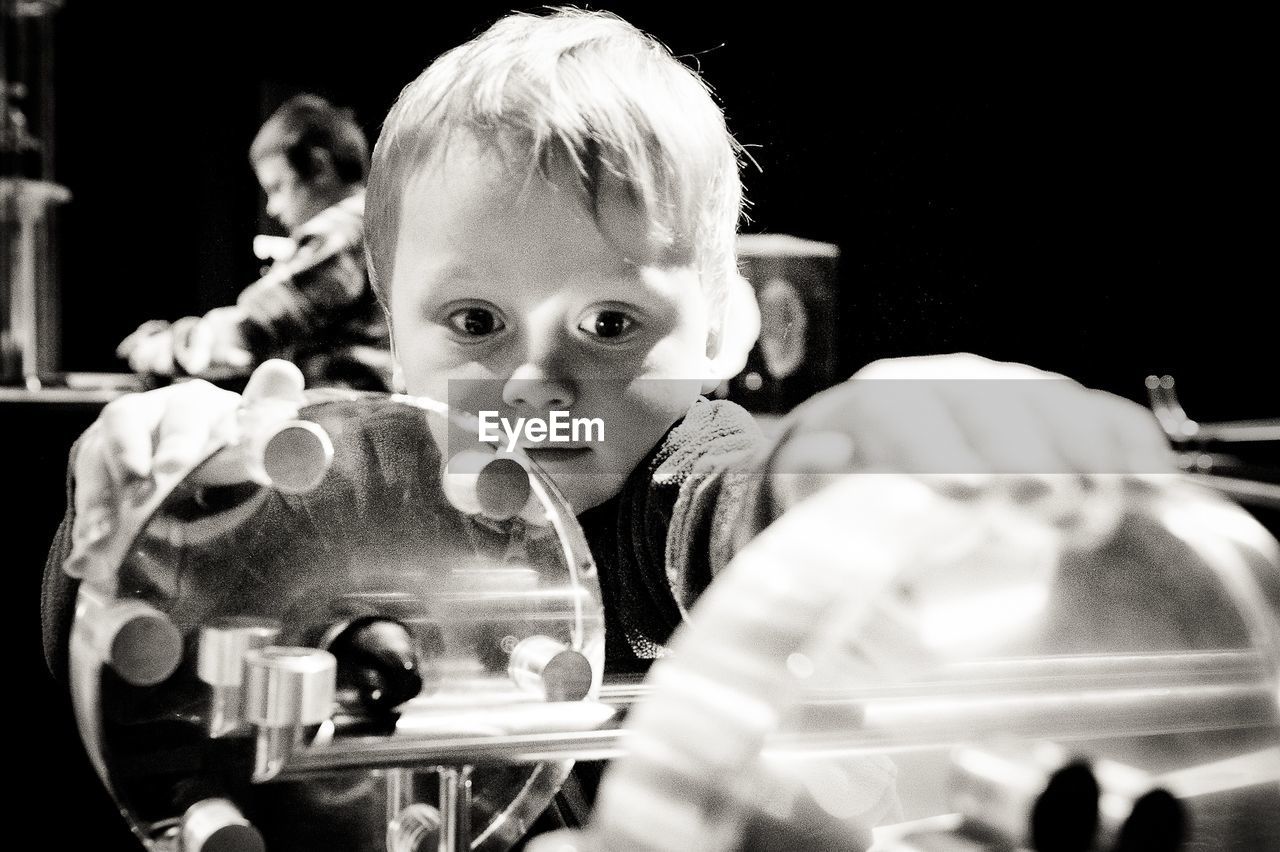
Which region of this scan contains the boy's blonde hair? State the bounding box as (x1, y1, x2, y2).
(365, 8, 744, 346)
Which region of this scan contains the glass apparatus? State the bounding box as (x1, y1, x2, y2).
(66, 391, 605, 852)
(66, 387, 1280, 851)
(589, 472, 1280, 852)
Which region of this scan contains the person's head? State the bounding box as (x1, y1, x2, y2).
(365, 9, 745, 512)
(250, 94, 369, 231)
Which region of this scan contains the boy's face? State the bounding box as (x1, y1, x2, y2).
(389, 137, 717, 513)
(254, 153, 328, 232)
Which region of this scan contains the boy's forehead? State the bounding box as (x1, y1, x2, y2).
(397, 132, 692, 270)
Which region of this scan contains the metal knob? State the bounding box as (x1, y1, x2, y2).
(89, 599, 182, 687)
(256, 419, 333, 494)
(507, 635, 593, 701)
(244, 646, 336, 728)
(442, 452, 535, 521)
(180, 797, 265, 852)
(198, 617, 282, 687)
(244, 647, 336, 782)
(198, 617, 282, 737)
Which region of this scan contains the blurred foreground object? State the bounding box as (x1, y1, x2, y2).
(63, 391, 1280, 850)
(579, 473, 1279, 851)
(1148, 374, 1280, 513)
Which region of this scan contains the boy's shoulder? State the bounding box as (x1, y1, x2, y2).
(651, 397, 764, 487)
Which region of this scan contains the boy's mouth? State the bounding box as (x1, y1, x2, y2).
(521, 446, 594, 463)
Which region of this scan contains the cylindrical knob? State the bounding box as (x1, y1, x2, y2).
(442, 452, 536, 521)
(256, 419, 334, 495)
(193, 401, 332, 493)
(199, 617, 283, 737)
(180, 798, 265, 852)
(244, 647, 336, 728)
(476, 456, 532, 520)
(507, 635, 593, 701)
(198, 617, 282, 687)
(89, 599, 183, 687)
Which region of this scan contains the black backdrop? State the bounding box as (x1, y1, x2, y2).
(24, 4, 1273, 849)
(51, 2, 1273, 414)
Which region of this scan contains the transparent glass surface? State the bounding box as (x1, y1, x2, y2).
(594, 474, 1280, 852)
(67, 392, 605, 852)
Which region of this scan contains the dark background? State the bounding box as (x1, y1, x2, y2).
(49, 3, 1273, 413)
(18, 3, 1273, 849)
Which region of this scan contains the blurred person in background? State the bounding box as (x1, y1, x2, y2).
(118, 93, 394, 391)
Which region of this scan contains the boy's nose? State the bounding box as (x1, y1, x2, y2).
(502, 364, 576, 411)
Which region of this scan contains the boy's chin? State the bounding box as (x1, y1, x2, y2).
(543, 472, 628, 516)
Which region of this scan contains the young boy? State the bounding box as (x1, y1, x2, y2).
(43, 8, 1176, 850)
(117, 94, 394, 391)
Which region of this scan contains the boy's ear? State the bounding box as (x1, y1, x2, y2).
(307, 147, 338, 184)
(383, 311, 408, 394)
(700, 327, 722, 395)
(702, 273, 761, 394)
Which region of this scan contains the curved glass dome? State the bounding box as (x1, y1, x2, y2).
(592, 474, 1280, 852)
(66, 391, 605, 852)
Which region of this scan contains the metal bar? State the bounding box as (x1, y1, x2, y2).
(1193, 421, 1280, 444)
(1186, 473, 1280, 510)
(272, 677, 1276, 779)
(611, 651, 1269, 703)
(436, 766, 471, 852)
(386, 768, 414, 828)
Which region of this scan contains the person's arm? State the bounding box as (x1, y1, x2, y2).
(235, 197, 369, 357)
(761, 352, 1177, 518)
(41, 363, 307, 680)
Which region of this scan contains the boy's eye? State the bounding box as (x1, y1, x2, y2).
(579, 310, 637, 340)
(447, 307, 505, 337)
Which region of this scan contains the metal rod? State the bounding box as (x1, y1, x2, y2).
(436, 766, 471, 852)
(1185, 473, 1280, 510)
(1191, 421, 1280, 444)
(272, 677, 1276, 779)
(385, 768, 414, 828)
(614, 651, 1270, 703)
(254, 725, 305, 783)
(278, 727, 626, 776)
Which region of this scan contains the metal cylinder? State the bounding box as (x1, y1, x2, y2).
(507, 634, 593, 702)
(437, 766, 472, 852)
(85, 598, 182, 687)
(244, 646, 336, 728)
(442, 452, 533, 521)
(199, 617, 283, 687)
(257, 419, 334, 494)
(180, 798, 265, 852)
(198, 617, 282, 736)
